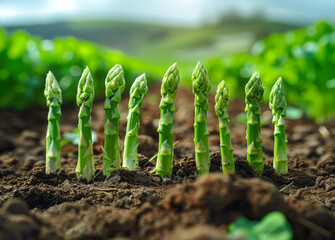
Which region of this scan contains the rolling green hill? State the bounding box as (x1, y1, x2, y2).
(5, 15, 298, 66)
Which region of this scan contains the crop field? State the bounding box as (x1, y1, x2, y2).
(0, 18, 334, 240)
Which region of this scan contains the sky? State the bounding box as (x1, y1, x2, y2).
(0, 0, 334, 27)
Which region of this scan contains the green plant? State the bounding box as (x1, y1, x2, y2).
(44, 71, 62, 174)
(102, 64, 126, 177)
(203, 21, 335, 122)
(61, 128, 97, 146)
(0, 28, 159, 110)
(269, 77, 288, 174)
(154, 63, 180, 177)
(122, 74, 148, 170)
(226, 211, 293, 240)
(192, 62, 211, 175)
(76, 67, 95, 181)
(245, 72, 264, 174)
(214, 80, 234, 174)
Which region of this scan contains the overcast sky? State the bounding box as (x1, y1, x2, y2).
(0, 0, 334, 27)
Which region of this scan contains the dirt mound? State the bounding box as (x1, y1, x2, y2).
(4, 174, 326, 240)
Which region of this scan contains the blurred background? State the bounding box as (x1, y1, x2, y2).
(1, 0, 335, 122)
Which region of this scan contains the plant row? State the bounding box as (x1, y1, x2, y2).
(205, 21, 335, 122)
(3, 21, 335, 122)
(45, 62, 288, 180)
(0, 28, 159, 109)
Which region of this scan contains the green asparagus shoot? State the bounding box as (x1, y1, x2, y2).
(154, 63, 180, 177)
(245, 72, 264, 174)
(44, 71, 62, 174)
(214, 80, 235, 174)
(269, 77, 288, 174)
(103, 64, 126, 176)
(122, 73, 148, 170)
(76, 67, 95, 181)
(192, 62, 211, 175)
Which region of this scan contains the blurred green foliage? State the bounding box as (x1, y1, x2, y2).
(226, 211, 292, 240)
(204, 21, 335, 122)
(1, 21, 334, 122)
(0, 29, 160, 109)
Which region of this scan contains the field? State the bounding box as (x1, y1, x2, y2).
(1, 17, 335, 240)
(4, 16, 297, 64)
(0, 85, 334, 239)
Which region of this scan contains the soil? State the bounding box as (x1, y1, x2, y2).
(0, 85, 334, 240)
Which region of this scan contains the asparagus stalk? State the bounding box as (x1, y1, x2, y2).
(245, 72, 264, 174)
(44, 71, 62, 174)
(122, 74, 148, 170)
(103, 64, 126, 176)
(214, 80, 235, 174)
(269, 77, 288, 174)
(76, 67, 95, 181)
(154, 63, 180, 177)
(192, 62, 211, 175)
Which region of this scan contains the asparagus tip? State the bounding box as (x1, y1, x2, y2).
(245, 72, 264, 103)
(269, 77, 287, 117)
(105, 64, 125, 98)
(192, 62, 211, 96)
(77, 67, 94, 106)
(44, 70, 62, 105)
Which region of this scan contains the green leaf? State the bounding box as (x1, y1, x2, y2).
(226, 211, 293, 240)
(62, 128, 97, 146)
(286, 106, 303, 120)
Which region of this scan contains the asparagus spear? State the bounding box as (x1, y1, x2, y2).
(76, 67, 95, 181)
(192, 62, 211, 175)
(245, 72, 264, 174)
(269, 77, 288, 174)
(214, 80, 235, 174)
(154, 63, 180, 177)
(44, 71, 62, 174)
(122, 74, 148, 170)
(103, 64, 126, 176)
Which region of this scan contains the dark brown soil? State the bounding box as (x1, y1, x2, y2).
(0, 85, 334, 240)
